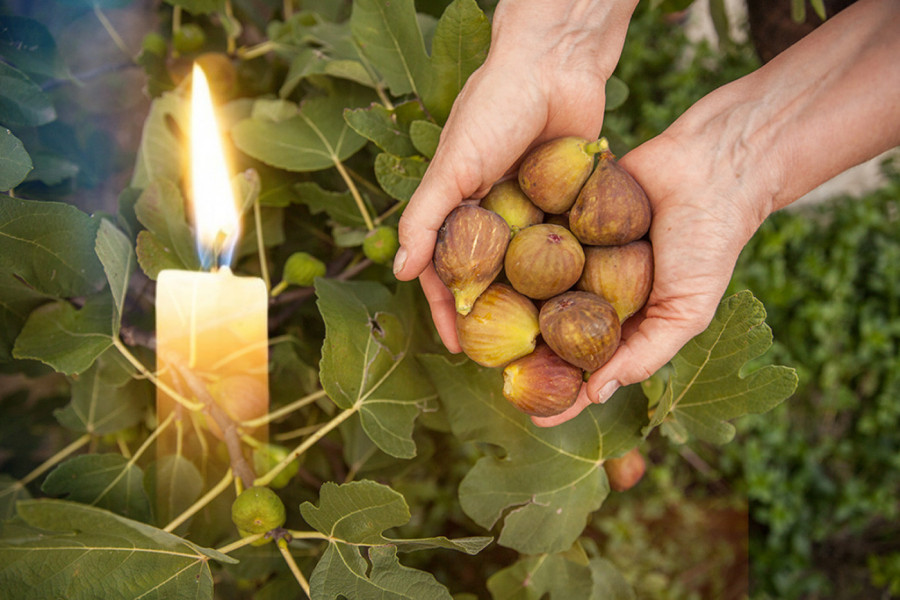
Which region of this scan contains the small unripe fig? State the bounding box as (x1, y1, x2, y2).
(457, 283, 539, 368)
(252, 443, 299, 490)
(539, 291, 621, 372)
(604, 447, 646, 492)
(518, 136, 604, 214)
(434, 205, 510, 316)
(231, 486, 286, 534)
(282, 252, 326, 287)
(173, 23, 206, 54)
(577, 240, 653, 321)
(569, 140, 651, 246)
(363, 225, 400, 265)
(502, 344, 583, 417)
(504, 224, 585, 300)
(480, 180, 544, 236)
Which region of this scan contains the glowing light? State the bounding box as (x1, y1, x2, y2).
(190, 63, 239, 269)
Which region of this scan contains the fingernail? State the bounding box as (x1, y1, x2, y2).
(593, 380, 620, 404)
(392, 246, 408, 276)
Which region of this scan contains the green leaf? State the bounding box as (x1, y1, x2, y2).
(42, 454, 152, 522)
(374, 153, 428, 202)
(233, 88, 374, 172)
(605, 76, 629, 112)
(131, 91, 187, 189)
(0, 273, 49, 363)
(644, 290, 798, 444)
(23, 150, 79, 186)
(0, 128, 32, 190)
(294, 181, 370, 228)
(133, 180, 199, 273)
(302, 481, 490, 600)
(0, 197, 105, 297)
(317, 279, 438, 458)
(487, 550, 634, 600)
(344, 103, 419, 157)
(0, 62, 55, 128)
(0, 499, 235, 599)
(419, 356, 647, 555)
(95, 220, 135, 336)
(164, 0, 224, 14)
(13, 294, 114, 375)
(0, 16, 71, 80)
(421, 0, 490, 123)
(144, 455, 204, 529)
(0, 476, 30, 521)
(409, 120, 441, 159)
(136, 230, 191, 280)
(350, 0, 431, 97)
(54, 350, 148, 434)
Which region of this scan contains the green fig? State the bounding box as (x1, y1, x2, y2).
(502, 344, 583, 417)
(569, 140, 651, 246)
(539, 291, 621, 372)
(577, 240, 653, 321)
(457, 283, 540, 368)
(363, 225, 400, 265)
(282, 252, 326, 287)
(603, 447, 646, 492)
(480, 180, 544, 236)
(434, 205, 510, 316)
(518, 136, 604, 214)
(504, 224, 585, 300)
(231, 486, 286, 534)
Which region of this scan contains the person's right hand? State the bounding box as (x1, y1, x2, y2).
(393, 0, 638, 351)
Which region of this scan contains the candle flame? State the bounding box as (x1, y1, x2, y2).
(191, 63, 239, 270)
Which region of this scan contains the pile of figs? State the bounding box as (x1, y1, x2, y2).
(433, 137, 653, 417)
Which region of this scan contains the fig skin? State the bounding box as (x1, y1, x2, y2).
(434, 205, 510, 316)
(502, 344, 583, 417)
(518, 136, 604, 214)
(603, 447, 646, 492)
(568, 142, 651, 246)
(504, 224, 585, 300)
(457, 283, 540, 368)
(577, 240, 654, 321)
(539, 291, 621, 372)
(480, 180, 544, 236)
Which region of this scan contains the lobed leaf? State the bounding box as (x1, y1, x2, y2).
(0, 128, 32, 191)
(294, 181, 370, 228)
(419, 355, 647, 555)
(374, 153, 428, 202)
(133, 180, 199, 276)
(343, 101, 422, 157)
(42, 454, 152, 523)
(317, 280, 437, 458)
(644, 290, 798, 444)
(0, 61, 55, 128)
(130, 92, 187, 189)
(95, 220, 135, 336)
(0, 499, 235, 599)
(408, 120, 441, 159)
(143, 455, 204, 529)
(0, 476, 30, 521)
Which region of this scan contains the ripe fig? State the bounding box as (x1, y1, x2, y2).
(569, 140, 651, 246)
(457, 283, 540, 368)
(577, 240, 654, 321)
(539, 291, 621, 372)
(480, 180, 544, 236)
(434, 205, 510, 315)
(502, 344, 583, 417)
(518, 136, 605, 214)
(504, 224, 585, 300)
(603, 447, 646, 492)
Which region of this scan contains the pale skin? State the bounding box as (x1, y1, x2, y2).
(393, 0, 900, 426)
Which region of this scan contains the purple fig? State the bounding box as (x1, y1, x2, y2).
(539, 291, 621, 372)
(504, 224, 585, 300)
(604, 447, 646, 492)
(502, 344, 583, 417)
(518, 136, 605, 214)
(577, 240, 654, 321)
(457, 283, 540, 368)
(434, 205, 509, 315)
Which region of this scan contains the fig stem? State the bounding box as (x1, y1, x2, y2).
(278, 537, 311, 597)
(583, 137, 610, 156)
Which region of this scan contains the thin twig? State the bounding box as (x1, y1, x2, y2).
(278, 539, 311, 598)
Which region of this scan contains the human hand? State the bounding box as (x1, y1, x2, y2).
(393, 0, 637, 351)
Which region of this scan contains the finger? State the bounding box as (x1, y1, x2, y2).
(419, 264, 462, 353)
(531, 385, 592, 428)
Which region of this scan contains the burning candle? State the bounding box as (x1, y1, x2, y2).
(155, 64, 268, 477)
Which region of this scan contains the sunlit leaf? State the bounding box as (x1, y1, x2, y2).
(420, 356, 647, 555)
(0, 197, 105, 297)
(42, 454, 152, 522)
(644, 290, 798, 444)
(95, 219, 135, 336)
(0, 499, 235, 599)
(0, 128, 32, 190)
(0, 62, 55, 128)
(302, 481, 490, 599)
(409, 120, 441, 159)
(350, 0, 430, 97)
(0, 16, 71, 80)
(374, 153, 427, 202)
(13, 294, 114, 375)
(133, 180, 199, 274)
(421, 0, 490, 123)
(131, 91, 187, 189)
(317, 279, 437, 458)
